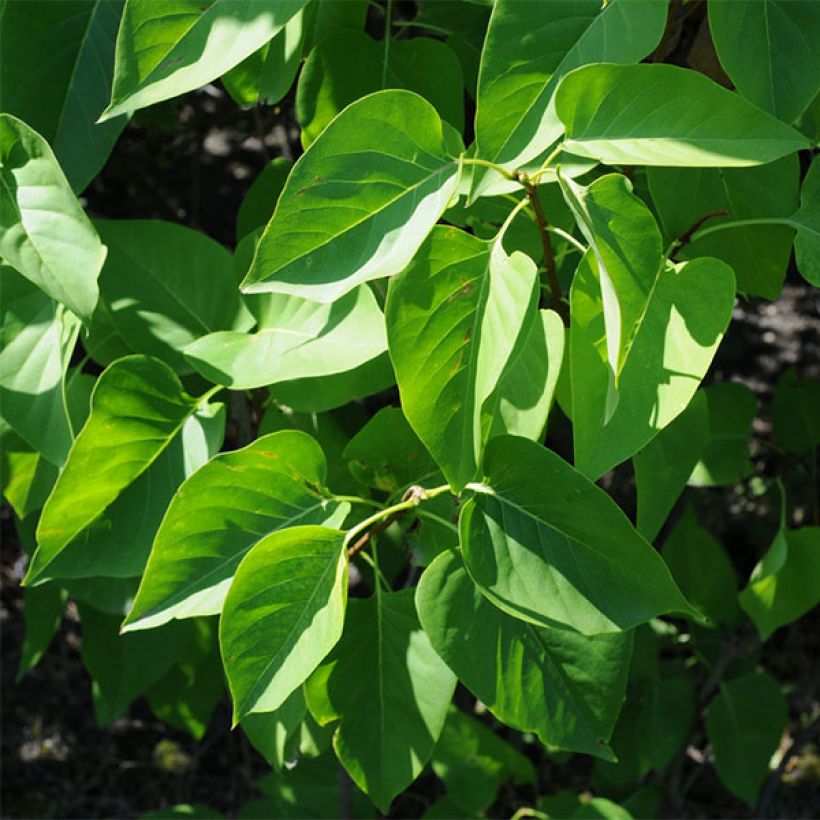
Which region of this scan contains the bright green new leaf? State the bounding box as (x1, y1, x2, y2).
(185, 286, 387, 389)
(634, 392, 709, 542)
(305, 589, 456, 813)
(556, 64, 810, 167)
(647, 157, 800, 299)
(236, 158, 291, 242)
(296, 29, 464, 146)
(462, 436, 697, 635)
(100, 0, 310, 119)
(705, 671, 788, 806)
(242, 90, 464, 303)
(27, 356, 207, 584)
(0, 265, 80, 466)
(792, 156, 820, 286)
(16, 583, 68, 681)
(220, 526, 348, 721)
(0, 0, 127, 192)
(571, 254, 735, 480)
(386, 227, 537, 490)
(472, 0, 666, 194)
(0, 114, 106, 322)
(124, 431, 348, 631)
(709, 0, 820, 124)
(559, 173, 663, 415)
(417, 550, 631, 758)
(689, 383, 756, 487)
(94, 220, 253, 373)
(740, 527, 820, 641)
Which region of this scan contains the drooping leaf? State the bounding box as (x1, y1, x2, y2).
(647, 157, 800, 299)
(634, 392, 709, 542)
(242, 90, 463, 303)
(556, 64, 810, 167)
(462, 436, 698, 635)
(0, 114, 106, 321)
(386, 227, 537, 490)
(94, 220, 253, 373)
(571, 254, 735, 480)
(100, 0, 310, 119)
(705, 671, 788, 806)
(0, 0, 127, 192)
(709, 0, 820, 123)
(221, 526, 349, 721)
(185, 286, 387, 389)
(305, 589, 456, 813)
(416, 550, 631, 759)
(236, 158, 292, 242)
(297, 29, 464, 146)
(124, 431, 347, 631)
(472, 0, 666, 194)
(26, 356, 207, 585)
(16, 583, 68, 680)
(791, 156, 820, 286)
(0, 265, 80, 466)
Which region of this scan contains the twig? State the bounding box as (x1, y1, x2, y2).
(668, 209, 729, 259)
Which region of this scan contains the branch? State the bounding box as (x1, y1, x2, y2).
(668, 209, 728, 259)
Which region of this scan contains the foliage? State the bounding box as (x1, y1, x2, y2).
(2, 0, 819, 816)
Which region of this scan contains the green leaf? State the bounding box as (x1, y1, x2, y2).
(416, 550, 631, 759)
(642, 671, 695, 773)
(0, 114, 106, 322)
(556, 63, 810, 167)
(242, 90, 463, 303)
(688, 383, 756, 487)
(296, 29, 464, 146)
(185, 286, 387, 389)
(0, 426, 58, 518)
(0, 265, 80, 465)
(240, 688, 307, 771)
(124, 431, 348, 631)
(222, 7, 307, 107)
(647, 157, 800, 299)
(305, 588, 456, 813)
(343, 407, 436, 495)
(463, 436, 697, 634)
(386, 227, 537, 490)
(236, 158, 292, 242)
(663, 507, 740, 627)
(705, 671, 788, 806)
(0, 0, 128, 192)
(709, 0, 820, 123)
(634, 392, 709, 541)
(571, 254, 735, 480)
(792, 156, 820, 286)
(472, 0, 666, 193)
(101, 0, 310, 120)
(559, 173, 663, 414)
(431, 708, 535, 815)
(16, 583, 67, 680)
(26, 356, 207, 585)
(772, 369, 820, 454)
(94, 220, 253, 373)
(739, 527, 820, 641)
(220, 525, 348, 721)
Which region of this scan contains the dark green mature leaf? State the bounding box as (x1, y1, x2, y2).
(472, 0, 666, 194)
(243, 90, 464, 303)
(647, 157, 800, 299)
(709, 0, 820, 123)
(417, 550, 631, 759)
(236, 158, 292, 242)
(0, 266, 80, 466)
(0, 115, 106, 322)
(772, 369, 820, 454)
(705, 671, 788, 806)
(0, 0, 127, 192)
(387, 227, 537, 490)
(221, 526, 348, 721)
(240, 688, 306, 771)
(571, 254, 735, 480)
(643, 670, 695, 773)
(100, 0, 310, 119)
(185, 287, 387, 389)
(792, 156, 820, 286)
(124, 431, 348, 631)
(463, 436, 697, 634)
(26, 356, 207, 585)
(689, 383, 756, 487)
(556, 64, 810, 166)
(305, 589, 456, 813)
(297, 29, 464, 146)
(16, 584, 67, 680)
(94, 220, 253, 372)
(739, 527, 820, 640)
